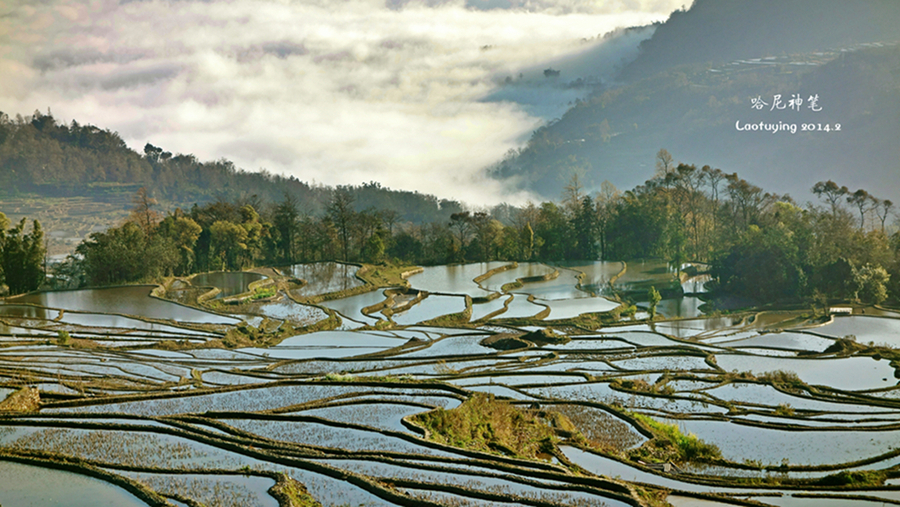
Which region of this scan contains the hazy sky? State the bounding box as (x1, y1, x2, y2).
(0, 0, 689, 204)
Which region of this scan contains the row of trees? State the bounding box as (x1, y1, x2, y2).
(68, 181, 617, 286)
(11, 143, 900, 307)
(589, 150, 900, 304)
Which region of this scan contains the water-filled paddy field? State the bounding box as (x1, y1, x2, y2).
(1, 260, 899, 506)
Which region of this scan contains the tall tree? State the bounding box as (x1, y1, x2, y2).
(655, 148, 674, 178)
(77, 222, 147, 285)
(0, 218, 45, 294)
(209, 220, 249, 270)
(874, 198, 894, 233)
(271, 193, 301, 264)
(327, 187, 356, 261)
(846, 189, 872, 230)
(448, 212, 473, 262)
(812, 180, 849, 216)
(571, 196, 599, 260)
(157, 214, 202, 275)
(129, 187, 161, 235)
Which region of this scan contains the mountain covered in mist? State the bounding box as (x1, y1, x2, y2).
(620, 0, 900, 80)
(493, 0, 900, 201)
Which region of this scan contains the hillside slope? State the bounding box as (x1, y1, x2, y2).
(493, 40, 900, 200)
(619, 0, 900, 80)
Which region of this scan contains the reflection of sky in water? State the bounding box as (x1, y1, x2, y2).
(551, 260, 624, 294)
(290, 262, 364, 296)
(655, 296, 704, 319)
(540, 296, 619, 319)
(406, 262, 506, 297)
(715, 332, 834, 352)
(254, 298, 328, 324)
(652, 316, 738, 338)
(817, 315, 900, 347)
(11, 260, 900, 504)
(391, 295, 467, 325)
(0, 304, 60, 320)
(470, 295, 509, 321)
(0, 460, 149, 507)
(12, 286, 237, 324)
(510, 266, 589, 300)
(667, 418, 900, 467)
(494, 294, 544, 319)
(190, 271, 266, 298)
(714, 354, 896, 391)
(478, 262, 555, 291)
(320, 289, 387, 324)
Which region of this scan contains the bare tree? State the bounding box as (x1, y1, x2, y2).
(655, 148, 674, 177)
(327, 187, 356, 261)
(129, 187, 161, 235)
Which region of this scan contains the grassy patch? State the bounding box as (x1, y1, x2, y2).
(628, 413, 721, 464)
(271, 473, 322, 507)
(815, 470, 886, 487)
(759, 370, 807, 390)
(412, 393, 574, 459)
(611, 377, 675, 396)
(249, 286, 277, 300)
(358, 262, 420, 287)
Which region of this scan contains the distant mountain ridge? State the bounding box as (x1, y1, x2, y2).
(619, 0, 900, 80)
(491, 0, 900, 200)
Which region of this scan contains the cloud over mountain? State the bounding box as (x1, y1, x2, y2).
(0, 0, 684, 204)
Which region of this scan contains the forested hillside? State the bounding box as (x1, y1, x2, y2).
(0, 111, 463, 223)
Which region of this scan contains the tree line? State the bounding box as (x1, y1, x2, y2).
(3, 142, 900, 308)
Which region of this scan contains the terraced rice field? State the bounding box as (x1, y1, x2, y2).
(1, 261, 899, 506)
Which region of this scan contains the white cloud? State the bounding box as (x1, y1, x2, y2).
(0, 0, 686, 205)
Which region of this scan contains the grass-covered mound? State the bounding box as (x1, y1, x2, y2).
(628, 413, 721, 464)
(412, 393, 575, 459)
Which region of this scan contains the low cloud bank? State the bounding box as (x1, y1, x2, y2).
(0, 0, 686, 204)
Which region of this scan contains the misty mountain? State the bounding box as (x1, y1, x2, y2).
(619, 0, 900, 80)
(492, 0, 900, 201)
